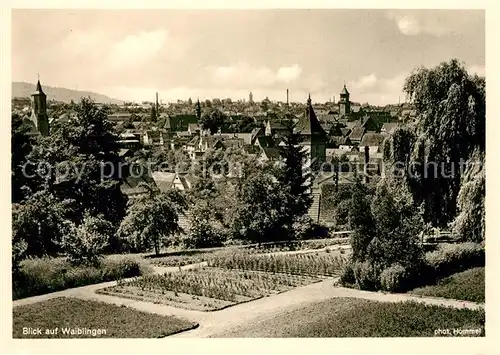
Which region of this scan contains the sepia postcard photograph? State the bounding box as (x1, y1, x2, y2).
(1, 2, 498, 355)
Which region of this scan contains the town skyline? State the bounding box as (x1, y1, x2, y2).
(12, 9, 484, 105)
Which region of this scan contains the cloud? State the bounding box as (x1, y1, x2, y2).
(106, 30, 169, 69)
(386, 11, 476, 37)
(348, 72, 407, 105)
(276, 65, 303, 83)
(208, 62, 302, 88)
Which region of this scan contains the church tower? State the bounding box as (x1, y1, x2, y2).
(30, 78, 49, 136)
(294, 94, 327, 171)
(339, 84, 351, 116)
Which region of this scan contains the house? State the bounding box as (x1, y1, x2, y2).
(119, 164, 155, 199)
(143, 130, 165, 146)
(259, 147, 282, 163)
(359, 132, 386, 155)
(340, 127, 351, 137)
(349, 126, 366, 144)
(151, 171, 192, 191)
(163, 114, 199, 131)
(265, 120, 292, 137)
(254, 136, 277, 150)
(108, 112, 133, 122)
(118, 132, 141, 150)
(250, 127, 264, 144)
(187, 123, 201, 135)
(381, 122, 399, 135)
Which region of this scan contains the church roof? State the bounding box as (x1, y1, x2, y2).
(32, 80, 46, 96)
(340, 85, 349, 95)
(294, 95, 327, 137)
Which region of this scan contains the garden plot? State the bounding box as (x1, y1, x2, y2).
(98, 268, 320, 311)
(207, 250, 348, 277)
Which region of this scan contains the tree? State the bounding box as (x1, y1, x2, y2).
(12, 190, 74, 257)
(200, 109, 226, 134)
(60, 212, 113, 266)
(403, 59, 485, 227)
(117, 184, 187, 255)
(348, 177, 375, 262)
(367, 179, 424, 269)
(231, 166, 288, 243)
(150, 105, 157, 121)
(275, 129, 313, 238)
(452, 149, 485, 242)
(11, 114, 35, 203)
(195, 99, 202, 121)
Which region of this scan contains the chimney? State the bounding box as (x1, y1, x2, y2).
(333, 95, 336, 104)
(155, 92, 159, 118)
(364, 146, 370, 184)
(286, 89, 289, 106)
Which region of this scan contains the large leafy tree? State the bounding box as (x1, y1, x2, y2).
(200, 109, 226, 134)
(12, 190, 74, 257)
(117, 184, 187, 255)
(11, 114, 35, 203)
(348, 177, 376, 262)
(402, 59, 485, 227)
(231, 166, 288, 243)
(452, 149, 485, 242)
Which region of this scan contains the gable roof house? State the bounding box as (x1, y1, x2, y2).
(381, 122, 399, 135)
(265, 120, 292, 137)
(359, 132, 386, 155)
(349, 126, 366, 144)
(143, 129, 165, 146)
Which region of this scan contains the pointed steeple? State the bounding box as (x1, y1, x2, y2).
(295, 94, 326, 136)
(33, 76, 45, 95)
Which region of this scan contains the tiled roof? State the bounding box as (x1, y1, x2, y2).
(360, 132, 386, 147)
(349, 126, 366, 140)
(294, 100, 327, 137)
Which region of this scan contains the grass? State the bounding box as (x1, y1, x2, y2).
(214, 297, 485, 338)
(13, 255, 153, 300)
(409, 267, 485, 303)
(208, 250, 348, 277)
(13, 297, 197, 338)
(100, 268, 319, 311)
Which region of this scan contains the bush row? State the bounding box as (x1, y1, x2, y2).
(340, 242, 485, 293)
(13, 255, 153, 300)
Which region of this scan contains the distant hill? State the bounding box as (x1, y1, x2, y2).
(12, 82, 123, 104)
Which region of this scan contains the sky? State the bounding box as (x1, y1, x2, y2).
(11, 9, 485, 105)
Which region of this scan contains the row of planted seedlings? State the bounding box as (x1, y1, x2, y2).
(207, 251, 348, 278)
(117, 268, 312, 303)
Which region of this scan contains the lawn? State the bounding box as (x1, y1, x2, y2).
(98, 268, 320, 311)
(409, 267, 485, 303)
(213, 297, 485, 337)
(13, 297, 197, 338)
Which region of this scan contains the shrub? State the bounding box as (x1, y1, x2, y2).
(380, 263, 408, 292)
(339, 261, 356, 286)
(352, 260, 381, 291)
(424, 242, 484, 283)
(13, 256, 151, 300)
